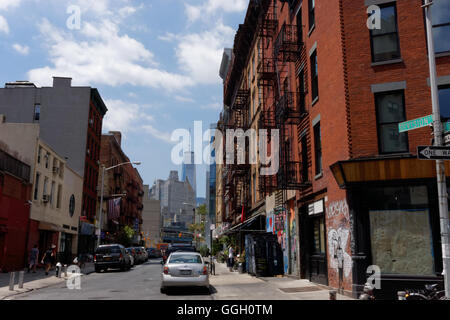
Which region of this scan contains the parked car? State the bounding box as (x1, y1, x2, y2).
(162, 245, 197, 264)
(94, 244, 131, 272)
(133, 247, 147, 264)
(140, 247, 149, 262)
(160, 251, 210, 294)
(125, 248, 135, 267)
(147, 247, 158, 258)
(126, 247, 137, 264)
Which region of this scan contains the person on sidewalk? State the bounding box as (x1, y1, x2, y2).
(28, 244, 39, 273)
(41, 244, 56, 275)
(228, 246, 235, 272)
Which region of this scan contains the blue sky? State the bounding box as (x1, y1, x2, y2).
(0, 0, 248, 198)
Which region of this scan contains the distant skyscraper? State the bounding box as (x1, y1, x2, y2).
(181, 151, 196, 197)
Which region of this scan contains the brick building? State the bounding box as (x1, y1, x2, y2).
(218, 0, 450, 299)
(98, 132, 144, 244)
(0, 148, 32, 272)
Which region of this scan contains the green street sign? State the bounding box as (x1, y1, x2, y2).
(444, 122, 450, 133)
(398, 115, 433, 133)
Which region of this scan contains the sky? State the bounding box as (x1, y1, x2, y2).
(0, 0, 248, 198)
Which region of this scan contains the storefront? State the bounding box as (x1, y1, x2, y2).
(331, 157, 447, 299)
(299, 198, 328, 286)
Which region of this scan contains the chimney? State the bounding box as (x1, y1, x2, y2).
(52, 77, 72, 88)
(109, 131, 122, 146)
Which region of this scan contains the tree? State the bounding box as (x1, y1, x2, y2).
(116, 225, 135, 247)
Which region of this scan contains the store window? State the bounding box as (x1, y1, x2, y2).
(369, 3, 401, 63)
(313, 216, 326, 254)
(439, 86, 450, 120)
(366, 185, 434, 276)
(432, 0, 450, 54)
(375, 91, 408, 154)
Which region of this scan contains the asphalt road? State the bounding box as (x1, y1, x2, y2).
(10, 259, 213, 300)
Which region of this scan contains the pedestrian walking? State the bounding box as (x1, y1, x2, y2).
(41, 244, 56, 275)
(28, 244, 39, 273)
(228, 245, 235, 271)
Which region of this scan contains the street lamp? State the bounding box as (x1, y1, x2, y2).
(96, 161, 141, 248)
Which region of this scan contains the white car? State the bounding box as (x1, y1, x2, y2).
(160, 251, 210, 293)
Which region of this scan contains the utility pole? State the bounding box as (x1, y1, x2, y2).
(423, 0, 450, 297)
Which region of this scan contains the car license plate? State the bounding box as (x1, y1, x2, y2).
(180, 270, 191, 276)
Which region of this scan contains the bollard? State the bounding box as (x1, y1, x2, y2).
(18, 271, 24, 289)
(56, 262, 62, 278)
(64, 265, 68, 277)
(8, 272, 15, 291)
(329, 290, 337, 300)
(397, 291, 406, 300)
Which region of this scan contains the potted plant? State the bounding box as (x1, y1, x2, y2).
(238, 250, 246, 273)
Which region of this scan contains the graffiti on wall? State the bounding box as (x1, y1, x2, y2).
(326, 199, 352, 279)
(327, 227, 352, 278)
(327, 199, 349, 221)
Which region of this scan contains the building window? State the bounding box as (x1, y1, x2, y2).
(34, 104, 40, 121)
(313, 217, 325, 254)
(297, 7, 303, 44)
(310, 50, 319, 101)
(313, 122, 322, 175)
(34, 172, 40, 200)
(308, 0, 315, 31)
(370, 3, 400, 62)
(375, 91, 408, 154)
(57, 184, 62, 209)
(253, 172, 256, 203)
(298, 70, 306, 113)
(69, 195, 75, 218)
(45, 152, 50, 169)
(301, 135, 309, 182)
(50, 181, 55, 206)
(439, 86, 450, 119)
(432, 0, 450, 53)
(43, 177, 48, 196)
(38, 146, 42, 164)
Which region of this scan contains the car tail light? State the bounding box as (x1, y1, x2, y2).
(203, 266, 208, 275)
(119, 253, 123, 260)
(163, 266, 169, 275)
(94, 255, 97, 262)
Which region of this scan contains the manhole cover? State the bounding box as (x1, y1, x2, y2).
(280, 286, 322, 293)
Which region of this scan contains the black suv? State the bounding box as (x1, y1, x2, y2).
(162, 245, 197, 263)
(94, 244, 131, 272)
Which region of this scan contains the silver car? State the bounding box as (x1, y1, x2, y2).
(160, 252, 209, 293)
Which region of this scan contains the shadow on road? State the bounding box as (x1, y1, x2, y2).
(164, 286, 213, 296)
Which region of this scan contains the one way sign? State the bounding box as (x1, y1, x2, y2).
(418, 146, 450, 160)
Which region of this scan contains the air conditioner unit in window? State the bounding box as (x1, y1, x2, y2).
(43, 195, 50, 203)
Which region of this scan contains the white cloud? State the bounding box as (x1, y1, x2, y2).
(142, 124, 174, 144)
(186, 0, 248, 22)
(0, 0, 22, 11)
(0, 15, 8, 33)
(103, 99, 144, 133)
(12, 43, 29, 55)
(27, 19, 194, 90)
(175, 23, 235, 84)
(175, 95, 195, 103)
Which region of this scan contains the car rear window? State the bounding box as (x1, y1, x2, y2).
(168, 254, 202, 264)
(96, 246, 121, 254)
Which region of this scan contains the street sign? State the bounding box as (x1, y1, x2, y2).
(399, 115, 433, 133)
(418, 146, 450, 160)
(444, 122, 450, 133)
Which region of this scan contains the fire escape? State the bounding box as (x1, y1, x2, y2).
(274, 22, 311, 191)
(258, 0, 279, 197)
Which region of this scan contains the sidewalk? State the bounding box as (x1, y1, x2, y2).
(210, 262, 353, 300)
(0, 263, 95, 300)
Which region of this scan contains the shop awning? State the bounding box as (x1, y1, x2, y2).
(38, 221, 65, 233)
(330, 156, 450, 189)
(223, 213, 265, 234)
